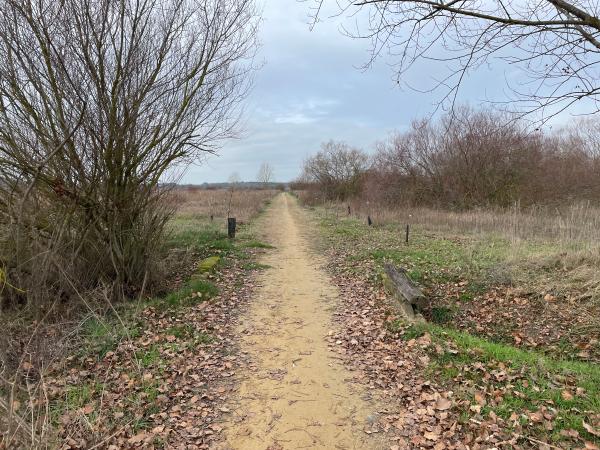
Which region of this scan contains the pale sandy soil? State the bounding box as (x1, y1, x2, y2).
(217, 194, 388, 450)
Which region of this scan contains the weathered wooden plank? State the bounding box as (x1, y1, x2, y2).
(382, 263, 427, 321)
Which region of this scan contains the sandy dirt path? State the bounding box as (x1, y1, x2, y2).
(217, 194, 385, 450)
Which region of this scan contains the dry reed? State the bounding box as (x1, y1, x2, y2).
(175, 188, 279, 223)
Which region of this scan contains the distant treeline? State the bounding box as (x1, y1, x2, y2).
(172, 182, 287, 190)
(296, 107, 600, 209)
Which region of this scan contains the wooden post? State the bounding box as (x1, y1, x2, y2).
(405, 224, 410, 244)
(228, 217, 236, 239)
(382, 263, 427, 320)
(368, 215, 373, 226)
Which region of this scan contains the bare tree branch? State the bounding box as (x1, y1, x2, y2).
(0, 0, 260, 305)
(311, 0, 600, 119)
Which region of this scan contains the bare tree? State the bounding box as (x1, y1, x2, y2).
(302, 141, 369, 200)
(312, 0, 600, 119)
(0, 0, 260, 305)
(226, 172, 242, 219)
(257, 162, 275, 186)
(365, 106, 600, 207)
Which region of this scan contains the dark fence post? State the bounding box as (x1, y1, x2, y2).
(347, 205, 351, 216)
(368, 215, 373, 226)
(405, 224, 410, 244)
(228, 217, 236, 239)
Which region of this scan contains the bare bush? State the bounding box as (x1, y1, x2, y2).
(257, 162, 275, 186)
(301, 141, 369, 201)
(0, 0, 259, 445)
(365, 108, 600, 208)
(0, 0, 259, 307)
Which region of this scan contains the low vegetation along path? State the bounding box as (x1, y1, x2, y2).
(218, 194, 386, 449)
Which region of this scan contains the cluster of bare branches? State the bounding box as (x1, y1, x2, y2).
(311, 0, 600, 119)
(0, 0, 258, 443)
(300, 140, 369, 200)
(371, 108, 600, 207)
(0, 0, 259, 308)
(257, 162, 275, 186)
(301, 107, 600, 208)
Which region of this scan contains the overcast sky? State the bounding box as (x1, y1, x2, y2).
(178, 1, 536, 184)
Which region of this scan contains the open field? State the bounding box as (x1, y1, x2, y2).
(174, 188, 279, 224)
(4, 0, 600, 447)
(2, 190, 599, 449)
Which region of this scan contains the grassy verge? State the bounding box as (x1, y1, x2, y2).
(77, 211, 273, 362)
(312, 206, 600, 445)
(387, 320, 600, 444)
(1, 192, 277, 448)
(327, 212, 546, 291)
(43, 201, 276, 444)
(318, 210, 600, 359)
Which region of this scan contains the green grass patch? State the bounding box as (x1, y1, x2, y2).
(62, 383, 95, 410)
(370, 234, 508, 287)
(159, 278, 218, 310)
(166, 324, 195, 339)
(403, 322, 600, 444)
(164, 324, 213, 346)
(242, 262, 271, 271)
(123, 380, 162, 432)
(193, 331, 213, 345)
(316, 211, 566, 296)
(167, 224, 227, 250)
(430, 306, 455, 324)
(243, 240, 275, 249)
(80, 316, 141, 359)
(50, 381, 101, 423)
(135, 345, 160, 368)
(79, 278, 216, 359)
(318, 208, 591, 303)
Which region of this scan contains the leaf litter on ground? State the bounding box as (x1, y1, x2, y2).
(318, 221, 600, 449)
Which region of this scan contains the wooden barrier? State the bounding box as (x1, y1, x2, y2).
(382, 263, 427, 321)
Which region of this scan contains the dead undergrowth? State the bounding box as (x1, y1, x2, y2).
(0, 190, 275, 449)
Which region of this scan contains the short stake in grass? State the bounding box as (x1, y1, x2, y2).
(228, 217, 237, 239)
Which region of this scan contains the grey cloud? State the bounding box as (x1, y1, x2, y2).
(180, 0, 527, 184)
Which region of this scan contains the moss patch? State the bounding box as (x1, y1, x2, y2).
(197, 256, 220, 273)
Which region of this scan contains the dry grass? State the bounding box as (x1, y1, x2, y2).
(364, 202, 600, 300)
(340, 199, 600, 245)
(307, 193, 600, 366)
(301, 192, 600, 302)
(175, 187, 279, 223)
